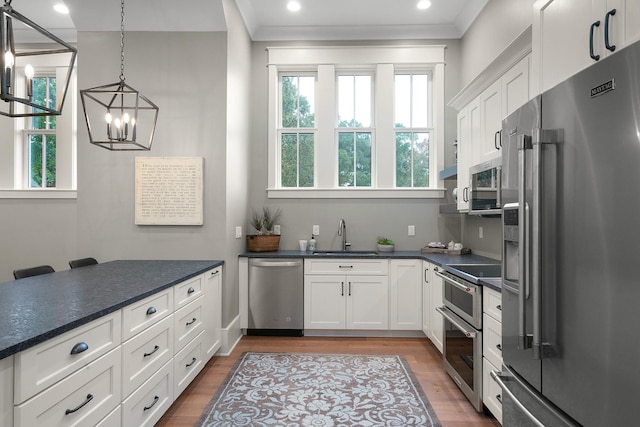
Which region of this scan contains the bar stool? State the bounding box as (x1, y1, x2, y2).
(69, 257, 98, 269)
(13, 265, 55, 279)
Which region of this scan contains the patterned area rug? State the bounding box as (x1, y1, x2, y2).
(197, 352, 442, 426)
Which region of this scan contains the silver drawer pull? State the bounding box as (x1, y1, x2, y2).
(70, 342, 88, 355)
(186, 317, 197, 326)
(144, 396, 159, 411)
(187, 287, 195, 294)
(186, 357, 197, 368)
(65, 394, 93, 415)
(144, 345, 160, 357)
(146, 306, 157, 316)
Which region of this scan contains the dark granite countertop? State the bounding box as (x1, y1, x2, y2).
(0, 260, 223, 360)
(240, 250, 502, 292)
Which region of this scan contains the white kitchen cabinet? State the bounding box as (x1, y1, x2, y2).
(203, 267, 222, 361)
(477, 80, 502, 163)
(533, 0, 640, 94)
(501, 55, 530, 118)
(0, 356, 13, 427)
(304, 259, 389, 331)
(304, 274, 389, 330)
(389, 259, 422, 330)
(482, 287, 503, 424)
(456, 99, 477, 212)
(422, 261, 431, 336)
(427, 263, 444, 353)
(122, 359, 173, 427)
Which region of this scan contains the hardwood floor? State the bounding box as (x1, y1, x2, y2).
(156, 336, 500, 427)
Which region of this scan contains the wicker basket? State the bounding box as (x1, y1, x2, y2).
(246, 235, 281, 252)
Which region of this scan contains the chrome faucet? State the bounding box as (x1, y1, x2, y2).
(338, 219, 351, 251)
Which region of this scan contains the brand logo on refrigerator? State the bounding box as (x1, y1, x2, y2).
(590, 79, 615, 98)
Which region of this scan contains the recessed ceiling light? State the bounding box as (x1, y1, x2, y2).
(54, 3, 70, 14)
(417, 0, 431, 10)
(287, 1, 301, 12)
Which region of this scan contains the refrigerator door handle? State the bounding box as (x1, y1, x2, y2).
(532, 128, 564, 360)
(517, 134, 532, 350)
(490, 370, 545, 427)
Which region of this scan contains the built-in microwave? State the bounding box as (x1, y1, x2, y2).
(469, 157, 502, 215)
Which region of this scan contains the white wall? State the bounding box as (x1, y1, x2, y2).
(248, 39, 463, 250)
(460, 0, 534, 88)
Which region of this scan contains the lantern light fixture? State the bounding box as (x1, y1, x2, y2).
(0, 0, 77, 117)
(80, 0, 159, 151)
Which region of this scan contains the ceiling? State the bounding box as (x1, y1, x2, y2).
(15, 0, 488, 42)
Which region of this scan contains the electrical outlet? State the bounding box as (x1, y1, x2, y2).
(274, 224, 281, 235)
(313, 225, 320, 235)
(479, 226, 484, 239)
(408, 225, 415, 236)
(235, 226, 242, 239)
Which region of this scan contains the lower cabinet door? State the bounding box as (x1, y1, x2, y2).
(95, 405, 121, 427)
(483, 357, 503, 424)
(14, 347, 121, 427)
(122, 359, 173, 427)
(174, 331, 206, 398)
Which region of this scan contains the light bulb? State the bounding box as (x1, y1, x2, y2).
(114, 118, 121, 129)
(123, 112, 130, 124)
(131, 117, 136, 126)
(4, 51, 13, 69)
(24, 64, 34, 79)
(105, 113, 112, 123)
(287, 1, 301, 12)
(417, 0, 431, 10)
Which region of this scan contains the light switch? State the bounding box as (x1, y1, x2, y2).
(274, 225, 281, 235)
(313, 225, 320, 235)
(408, 225, 415, 236)
(235, 226, 242, 239)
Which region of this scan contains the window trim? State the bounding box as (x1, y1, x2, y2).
(267, 45, 446, 199)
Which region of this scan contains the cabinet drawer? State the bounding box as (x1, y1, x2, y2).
(122, 289, 173, 342)
(95, 405, 121, 427)
(174, 274, 204, 309)
(174, 296, 205, 352)
(14, 311, 121, 404)
(304, 259, 388, 275)
(122, 315, 173, 398)
(483, 313, 503, 369)
(483, 358, 503, 424)
(174, 331, 205, 397)
(14, 347, 121, 427)
(122, 360, 173, 427)
(483, 287, 502, 322)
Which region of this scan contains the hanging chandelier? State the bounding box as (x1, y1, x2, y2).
(80, 0, 159, 151)
(0, 0, 77, 117)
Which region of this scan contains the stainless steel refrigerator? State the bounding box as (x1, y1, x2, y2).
(495, 39, 640, 426)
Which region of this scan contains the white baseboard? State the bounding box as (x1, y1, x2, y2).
(219, 315, 242, 356)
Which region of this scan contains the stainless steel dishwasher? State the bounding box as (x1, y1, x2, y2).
(248, 258, 304, 336)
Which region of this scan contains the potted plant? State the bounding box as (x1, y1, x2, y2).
(247, 206, 283, 252)
(377, 236, 395, 252)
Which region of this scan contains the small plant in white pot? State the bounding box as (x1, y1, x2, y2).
(377, 236, 395, 252)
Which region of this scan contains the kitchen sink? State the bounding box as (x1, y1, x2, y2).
(446, 263, 502, 278)
(312, 251, 379, 256)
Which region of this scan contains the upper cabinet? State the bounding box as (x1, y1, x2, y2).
(533, 0, 640, 93)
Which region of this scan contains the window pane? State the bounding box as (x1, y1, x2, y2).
(46, 135, 56, 188)
(394, 75, 411, 128)
(281, 132, 314, 187)
(412, 75, 429, 128)
(29, 135, 43, 188)
(413, 132, 429, 187)
(396, 131, 430, 188)
(338, 75, 371, 127)
(396, 132, 412, 187)
(281, 75, 315, 128)
(339, 132, 371, 187)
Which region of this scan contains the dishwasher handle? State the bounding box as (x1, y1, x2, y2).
(249, 259, 303, 268)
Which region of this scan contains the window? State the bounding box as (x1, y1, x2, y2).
(267, 46, 445, 199)
(26, 75, 57, 188)
(395, 73, 431, 188)
(279, 74, 315, 188)
(337, 74, 372, 187)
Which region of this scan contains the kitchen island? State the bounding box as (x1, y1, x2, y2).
(0, 259, 223, 427)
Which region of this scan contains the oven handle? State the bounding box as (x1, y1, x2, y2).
(434, 271, 477, 294)
(436, 307, 477, 338)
